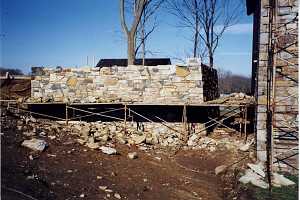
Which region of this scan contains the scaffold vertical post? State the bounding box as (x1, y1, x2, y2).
(65, 103, 68, 125)
(244, 106, 248, 141)
(124, 104, 127, 134)
(182, 104, 188, 143)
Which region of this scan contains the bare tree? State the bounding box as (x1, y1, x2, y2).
(167, 0, 242, 67)
(120, 0, 147, 65)
(167, 0, 202, 58)
(135, 0, 164, 65)
(199, 0, 241, 67)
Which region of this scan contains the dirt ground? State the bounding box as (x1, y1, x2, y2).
(1, 112, 252, 200)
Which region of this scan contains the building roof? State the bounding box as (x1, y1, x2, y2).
(246, 0, 258, 15)
(96, 58, 171, 67)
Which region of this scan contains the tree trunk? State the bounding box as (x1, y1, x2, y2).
(142, 12, 146, 66)
(209, 51, 213, 67)
(193, 0, 199, 58)
(128, 32, 136, 65)
(193, 28, 198, 58)
(142, 36, 145, 66)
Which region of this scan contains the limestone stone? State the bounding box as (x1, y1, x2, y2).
(100, 146, 117, 155)
(176, 66, 190, 77)
(215, 165, 227, 175)
(21, 138, 47, 151)
(132, 134, 146, 144)
(272, 173, 295, 186)
(31, 64, 218, 105)
(104, 78, 118, 86)
(127, 152, 138, 159)
(67, 77, 78, 87)
(86, 142, 100, 149)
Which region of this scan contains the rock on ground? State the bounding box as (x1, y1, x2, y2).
(272, 173, 295, 187)
(132, 134, 146, 144)
(239, 139, 254, 151)
(239, 169, 268, 189)
(100, 146, 117, 155)
(128, 152, 138, 159)
(247, 163, 265, 177)
(86, 142, 100, 149)
(21, 138, 47, 151)
(215, 165, 227, 175)
(114, 193, 121, 199)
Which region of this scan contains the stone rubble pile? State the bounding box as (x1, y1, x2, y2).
(14, 113, 245, 152)
(187, 133, 244, 152)
(66, 121, 247, 152)
(30, 65, 207, 104)
(69, 121, 205, 148)
(204, 92, 255, 105)
(239, 162, 296, 189)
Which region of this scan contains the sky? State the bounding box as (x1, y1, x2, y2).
(1, 0, 253, 76)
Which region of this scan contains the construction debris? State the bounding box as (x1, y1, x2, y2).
(100, 146, 117, 155)
(272, 173, 295, 187)
(239, 139, 254, 152)
(128, 152, 138, 159)
(12, 112, 248, 152)
(205, 93, 255, 105)
(247, 163, 265, 178)
(154, 157, 162, 161)
(114, 193, 121, 199)
(239, 163, 269, 189)
(239, 169, 269, 189)
(132, 134, 146, 145)
(215, 165, 227, 175)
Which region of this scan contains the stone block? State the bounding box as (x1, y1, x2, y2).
(104, 78, 118, 86)
(67, 77, 78, 87)
(176, 66, 190, 77)
(31, 80, 40, 88)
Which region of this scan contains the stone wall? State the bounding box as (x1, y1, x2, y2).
(253, 0, 298, 172)
(31, 65, 218, 105)
(202, 64, 219, 101)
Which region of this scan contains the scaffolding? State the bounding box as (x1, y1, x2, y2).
(266, 0, 298, 182)
(1, 100, 253, 145)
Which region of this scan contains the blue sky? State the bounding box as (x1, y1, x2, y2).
(1, 0, 253, 76)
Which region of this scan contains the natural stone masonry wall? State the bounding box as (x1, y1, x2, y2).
(31, 65, 217, 104)
(202, 64, 219, 101)
(254, 0, 298, 172)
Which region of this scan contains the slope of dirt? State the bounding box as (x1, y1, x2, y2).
(1, 113, 251, 200)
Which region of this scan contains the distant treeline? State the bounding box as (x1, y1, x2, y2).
(0, 67, 24, 76)
(218, 68, 251, 95)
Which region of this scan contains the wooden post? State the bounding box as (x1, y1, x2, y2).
(124, 104, 127, 134)
(65, 104, 68, 125)
(182, 104, 188, 143)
